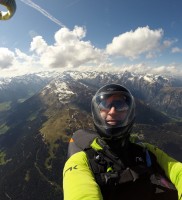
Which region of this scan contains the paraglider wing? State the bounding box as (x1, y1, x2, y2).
(0, 0, 16, 20)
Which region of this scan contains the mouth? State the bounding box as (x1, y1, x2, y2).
(106, 120, 119, 125)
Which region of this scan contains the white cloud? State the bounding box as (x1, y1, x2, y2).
(75, 62, 182, 77)
(114, 63, 182, 76)
(30, 36, 48, 54)
(146, 52, 156, 59)
(30, 26, 106, 69)
(171, 47, 182, 53)
(106, 26, 163, 59)
(163, 39, 175, 48)
(54, 26, 86, 45)
(0, 48, 14, 69)
(1, 26, 182, 77)
(15, 49, 32, 62)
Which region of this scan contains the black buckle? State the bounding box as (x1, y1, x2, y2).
(102, 172, 119, 185)
(118, 168, 139, 184)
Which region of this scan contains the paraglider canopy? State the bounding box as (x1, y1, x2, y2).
(0, 0, 16, 20)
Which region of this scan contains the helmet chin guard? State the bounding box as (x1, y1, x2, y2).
(91, 84, 135, 140)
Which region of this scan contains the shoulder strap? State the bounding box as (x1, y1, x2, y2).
(67, 129, 99, 158)
(72, 129, 99, 150)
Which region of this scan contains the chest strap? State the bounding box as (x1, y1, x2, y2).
(85, 145, 152, 186)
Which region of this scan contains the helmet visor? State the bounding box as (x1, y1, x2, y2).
(98, 98, 129, 112)
(94, 92, 133, 127)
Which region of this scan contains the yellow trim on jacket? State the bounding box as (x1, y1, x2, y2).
(63, 151, 103, 200)
(145, 143, 182, 200)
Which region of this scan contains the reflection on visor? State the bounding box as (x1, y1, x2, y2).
(99, 99, 129, 112)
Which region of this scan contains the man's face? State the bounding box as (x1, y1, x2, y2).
(99, 94, 129, 126)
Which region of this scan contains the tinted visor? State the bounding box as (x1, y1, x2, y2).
(99, 99, 129, 111)
(96, 93, 130, 112)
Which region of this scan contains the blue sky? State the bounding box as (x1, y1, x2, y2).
(0, 0, 182, 77)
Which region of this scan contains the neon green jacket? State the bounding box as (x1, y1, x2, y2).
(145, 143, 182, 200)
(63, 141, 182, 200)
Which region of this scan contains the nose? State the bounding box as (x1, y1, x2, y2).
(108, 106, 116, 114)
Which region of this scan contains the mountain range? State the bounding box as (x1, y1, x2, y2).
(0, 71, 182, 200)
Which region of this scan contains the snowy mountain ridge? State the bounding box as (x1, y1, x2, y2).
(39, 71, 182, 118)
(0, 70, 178, 90)
(1, 70, 182, 117)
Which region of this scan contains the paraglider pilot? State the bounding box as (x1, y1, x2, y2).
(63, 83, 182, 200)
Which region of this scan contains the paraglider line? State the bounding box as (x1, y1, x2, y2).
(20, 0, 66, 28)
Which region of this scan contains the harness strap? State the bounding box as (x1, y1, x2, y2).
(86, 147, 152, 186)
(100, 168, 139, 185)
(72, 129, 98, 150)
(68, 129, 178, 199)
(96, 139, 124, 170)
